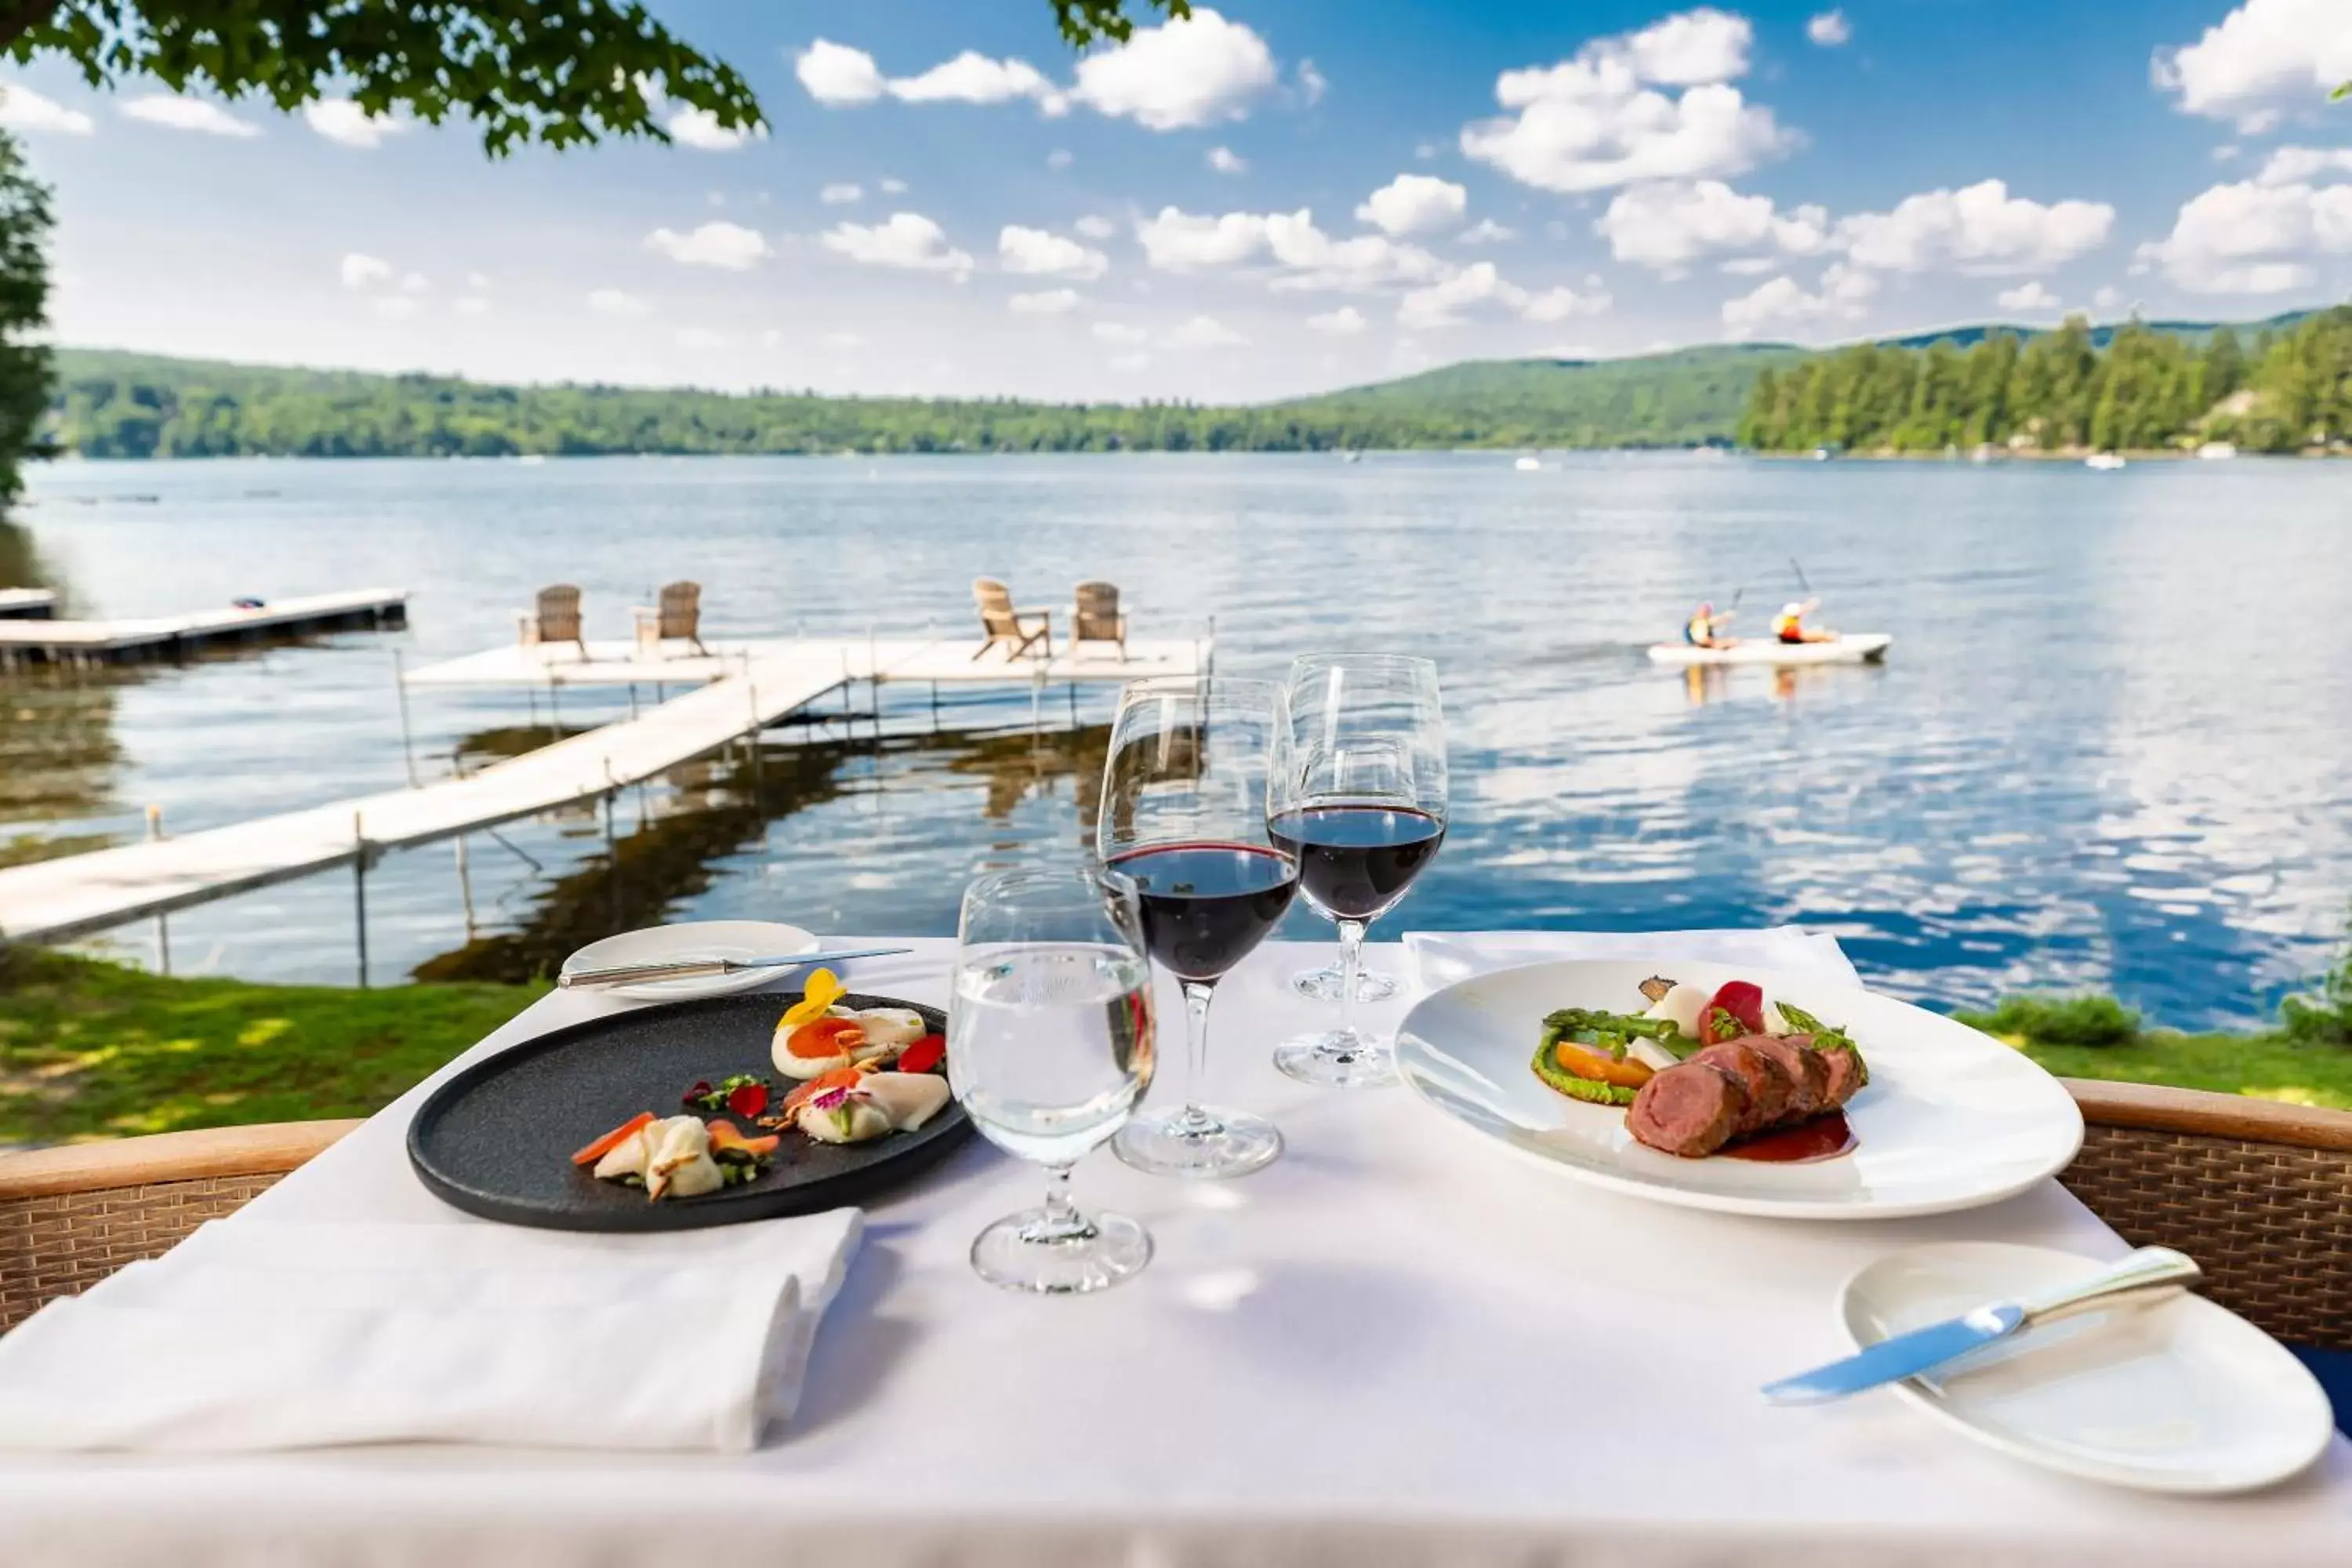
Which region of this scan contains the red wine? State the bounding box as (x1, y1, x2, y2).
(1105, 842, 1298, 983)
(1267, 805, 1446, 922)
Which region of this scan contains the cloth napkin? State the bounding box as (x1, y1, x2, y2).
(1403, 925, 1860, 994)
(0, 1210, 862, 1453)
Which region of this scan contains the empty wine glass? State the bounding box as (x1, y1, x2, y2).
(1269, 654, 1448, 1089)
(948, 866, 1157, 1294)
(1097, 677, 1298, 1178)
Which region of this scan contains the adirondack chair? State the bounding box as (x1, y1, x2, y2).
(517, 583, 589, 661)
(1071, 580, 1127, 659)
(972, 576, 1051, 661)
(633, 581, 709, 658)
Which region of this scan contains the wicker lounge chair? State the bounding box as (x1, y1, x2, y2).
(633, 580, 710, 658)
(517, 583, 590, 661)
(1071, 581, 1128, 659)
(972, 576, 1051, 662)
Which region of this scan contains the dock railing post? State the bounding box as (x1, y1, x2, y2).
(352, 811, 371, 989)
(145, 804, 171, 976)
(392, 648, 419, 787)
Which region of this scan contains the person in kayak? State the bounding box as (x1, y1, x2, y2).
(1772, 599, 1838, 644)
(1684, 602, 1737, 649)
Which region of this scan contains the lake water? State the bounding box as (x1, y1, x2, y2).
(5, 452, 2348, 1029)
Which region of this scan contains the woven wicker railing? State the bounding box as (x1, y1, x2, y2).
(0, 1120, 360, 1332)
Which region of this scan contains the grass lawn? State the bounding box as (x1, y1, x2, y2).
(0, 948, 545, 1145)
(2009, 1031, 2352, 1110)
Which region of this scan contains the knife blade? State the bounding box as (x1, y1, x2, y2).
(557, 945, 915, 990)
(1761, 1246, 2202, 1406)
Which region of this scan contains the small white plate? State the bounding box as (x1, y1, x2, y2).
(1396, 958, 2084, 1219)
(560, 920, 818, 1002)
(1841, 1242, 2334, 1494)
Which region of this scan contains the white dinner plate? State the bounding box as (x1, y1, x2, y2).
(1840, 1242, 2334, 1493)
(1395, 958, 2084, 1219)
(559, 920, 818, 1002)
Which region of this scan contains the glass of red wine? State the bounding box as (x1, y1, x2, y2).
(1269, 653, 1447, 1089)
(1097, 677, 1298, 1179)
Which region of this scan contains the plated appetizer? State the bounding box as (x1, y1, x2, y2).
(570, 1112, 779, 1200)
(1533, 975, 1869, 1161)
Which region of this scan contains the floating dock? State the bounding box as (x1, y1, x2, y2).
(0, 630, 1207, 946)
(0, 587, 408, 667)
(398, 633, 1207, 690)
(0, 588, 54, 620)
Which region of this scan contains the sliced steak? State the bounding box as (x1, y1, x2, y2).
(1628, 1062, 1750, 1158)
(1817, 1045, 1866, 1109)
(1740, 1033, 1829, 1120)
(1690, 1040, 1793, 1131)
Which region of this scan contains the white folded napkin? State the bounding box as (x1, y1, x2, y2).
(1403, 926, 1859, 994)
(0, 1210, 862, 1453)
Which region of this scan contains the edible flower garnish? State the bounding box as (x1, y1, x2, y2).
(780, 968, 848, 1029)
(897, 1034, 946, 1075)
(726, 1080, 771, 1118)
(683, 1073, 769, 1112)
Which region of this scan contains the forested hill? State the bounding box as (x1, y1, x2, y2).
(42, 310, 2318, 459)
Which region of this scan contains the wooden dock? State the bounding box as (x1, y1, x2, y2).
(0, 587, 54, 620)
(0, 587, 408, 667)
(399, 633, 1210, 690)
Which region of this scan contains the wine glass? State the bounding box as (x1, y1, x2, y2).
(1268, 654, 1448, 1089)
(948, 866, 1158, 1294)
(1096, 676, 1298, 1179)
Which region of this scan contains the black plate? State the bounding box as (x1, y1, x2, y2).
(407, 989, 969, 1232)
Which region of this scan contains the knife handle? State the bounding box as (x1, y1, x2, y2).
(558, 958, 733, 989)
(2019, 1246, 2201, 1327)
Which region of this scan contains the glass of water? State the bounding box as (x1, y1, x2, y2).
(948, 865, 1158, 1294)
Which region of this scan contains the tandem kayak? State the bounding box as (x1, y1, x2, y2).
(1646, 634, 1893, 667)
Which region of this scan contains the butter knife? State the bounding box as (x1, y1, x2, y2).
(557, 946, 915, 990)
(1762, 1246, 2203, 1406)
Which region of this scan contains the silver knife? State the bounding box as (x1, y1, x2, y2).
(557, 946, 916, 990)
(1761, 1247, 2202, 1405)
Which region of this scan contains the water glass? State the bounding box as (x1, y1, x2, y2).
(948, 866, 1156, 1294)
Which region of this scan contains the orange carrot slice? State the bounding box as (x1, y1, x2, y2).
(572, 1110, 655, 1167)
(706, 1120, 781, 1157)
(1552, 1042, 1655, 1090)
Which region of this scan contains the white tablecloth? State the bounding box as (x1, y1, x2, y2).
(1, 937, 2345, 1567)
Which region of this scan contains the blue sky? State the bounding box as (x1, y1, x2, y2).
(2, 0, 2348, 401)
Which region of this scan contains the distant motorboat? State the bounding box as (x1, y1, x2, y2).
(2197, 441, 2238, 460)
(2085, 452, 2126, 470)
(1812, 445, 1835, 461)
(1514, 455, 1544, 471)
(1342, 449, 1363, 463)
(517, 454, 546, 466)
(1647, 634, 1893, 668)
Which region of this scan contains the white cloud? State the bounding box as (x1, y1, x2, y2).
(1298, 59, 1328, 105)
(1721, 264, 1876, 334)
(999, 225, 1110, 280)
(2256, 145, 2352, 186)
(1995, 280, 2060, 312)
(822, 212, 975, 278)
(880, 177, 907, 194)
(1719, 255, 1779, 274)
(1356, 173, 1468, 237)
(1836, 180, 2113, 275)
(821, 183, 863, 205)
(1597, 179, 1828, 270)
(1461, 9, 1792, 194)
(676, 326, 729, 350)
(2093, 286, 2125, 310)
(1307, 305, 1367, 334)
(891, 50, 1065, 111)
(1208, 145, 1248, 174)
(1521, 283, 1609, 322)
(1072, 7, 1278, 130)
(120, 94, 260, 138)
(797, 39, 887, 105)
(2153, 0, 2352, 133)
(1009, 289, 1082, 315)
(1457, 219, 1517, 245)
(1167, 314, 1250, 349)
(1396, 261, 1606, 328)
(2136, 177, 2352, 292)
(1134, 205, 1445, 292)
(667, 107, 757, 150)
(1135, 206, 1272, 270)
(1806, 10, 1852, 47)
(1074, 214, 1116, 240)
(304, 97, 405, 147)
(0, 84, 93, 135)
(399, 270, 429, 293)
(455, 296, 490, 318)
(588, 289, 652, 318)
(1092, 321, 1151, 345)
(339, 253, 393, 289)
(644, 220, 773, 270)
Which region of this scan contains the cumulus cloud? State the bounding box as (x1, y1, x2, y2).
(1167, 314, 1250, 349)
(1072, 8, 1278, 129)
(891, 50, 1066, 111)
(2256, 145, 2352, 185)
(1835, 180, 2113, 274)
(1356, 173, 1468, 237)
(667, 107, 759, 150)
(1092, 321, 1151, 345)
(821, 183, 863, 205)
(1806, 11, 1852, 47)
(1298, 59, 1329, 105)
(0, 84, 93, 135)
(1598, 179, 1828, 270)
(1134, 207, 1274, 270)
(1398, 261, 1606, 328)
(588, 289, 652, 318)
(121, 94, 259, 137)
(1134, 205, 1444, 291)
(2136, 177, 2352, 292)
(822, 212, 975, 278)
(1721, 264, 1876, 334)
(645, 220, 772, 270)
(1009, 289, 1082, 315)
(304, 98, 405, 147)
(1307, 305, 1367, 334)
(1995, 280, 2060, 312)
(2153, 0, 2352, 133)
(1461, 8, 1791, 193)
(339, 253, 394, 289)
(1208, 145, 1248, 174)
(1457, 219, 1517, 245)
(880, 177, 908, 194)
(796, 39, 888, 105)
(1074, 214, 1116, 241)
(1000, 224, 1110, 280)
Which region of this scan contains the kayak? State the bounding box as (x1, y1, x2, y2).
(1647, 633, 1893, 667)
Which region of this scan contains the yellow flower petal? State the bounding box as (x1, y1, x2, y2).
(780, 967, 847, 1029)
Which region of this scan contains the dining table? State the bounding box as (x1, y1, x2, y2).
(1, 934, 2347, 1568)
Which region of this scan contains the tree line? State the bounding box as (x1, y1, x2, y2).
(1739, 308, 2352, 456)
